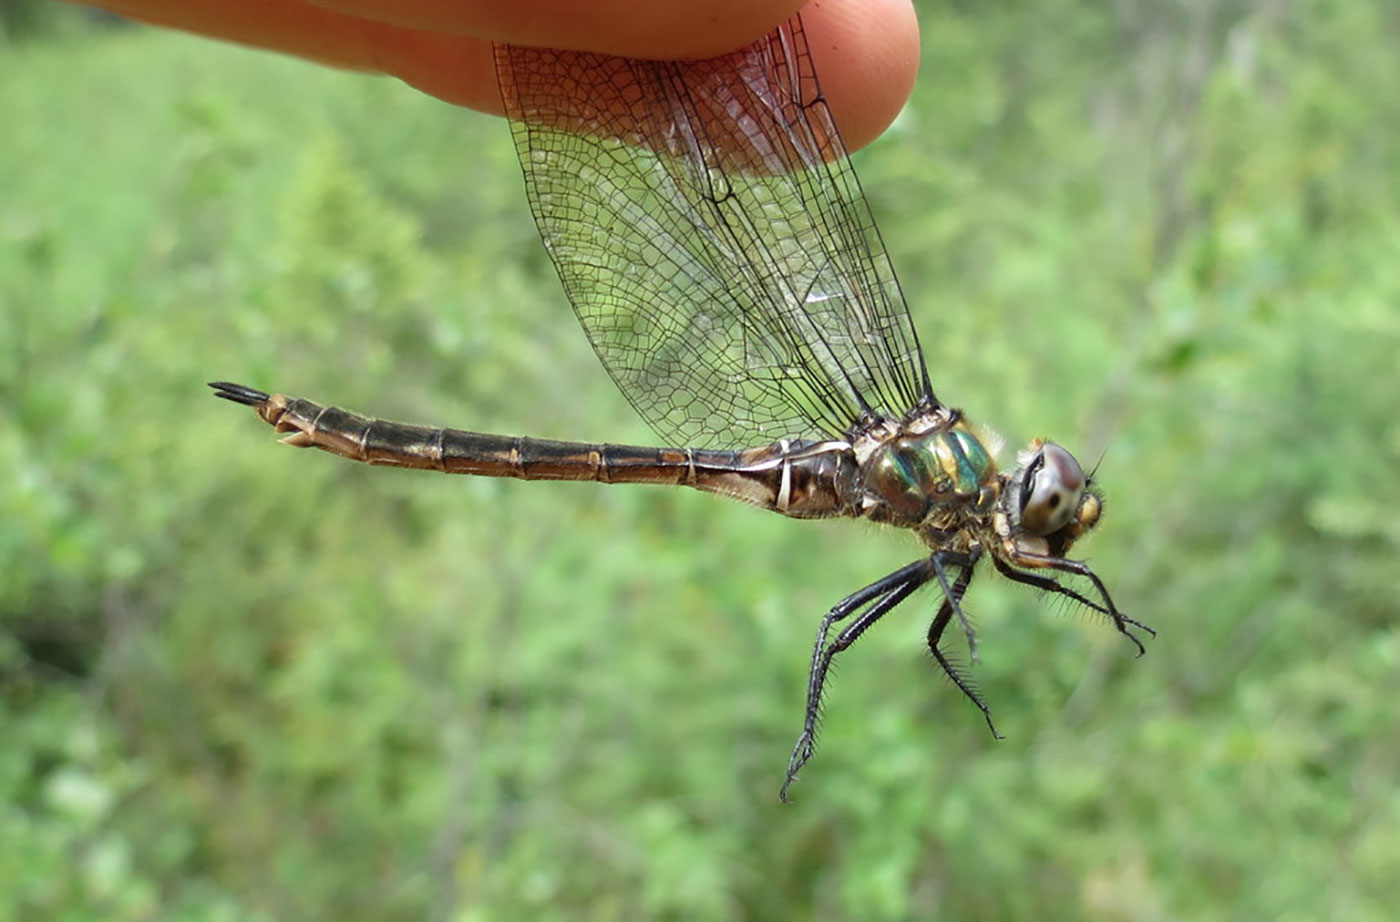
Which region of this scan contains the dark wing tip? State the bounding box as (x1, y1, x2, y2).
(208, 381, 271, 407)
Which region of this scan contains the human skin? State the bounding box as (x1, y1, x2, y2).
(66, 0, 919, 150)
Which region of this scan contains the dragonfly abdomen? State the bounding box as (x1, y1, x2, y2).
(210, 383, 860, 519)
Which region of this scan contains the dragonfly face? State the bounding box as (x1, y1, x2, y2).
(999, 439, 1103, 557)
(213, 12, 1154, 802)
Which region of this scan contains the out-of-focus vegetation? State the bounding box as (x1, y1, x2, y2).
(3, 1, 1398, 919)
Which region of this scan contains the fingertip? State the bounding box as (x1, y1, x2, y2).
(802, 0, 920, 151)
(390, 0, 921, 149)
(376, 32, 506, 115)
(311, 0, 806, 58)
(483, 0, 809, 59)
(99, 0, 918, 146)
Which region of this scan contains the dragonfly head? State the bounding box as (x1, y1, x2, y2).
(1003, 440, 1102, 556)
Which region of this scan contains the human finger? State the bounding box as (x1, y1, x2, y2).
(78, 0, 917, 150)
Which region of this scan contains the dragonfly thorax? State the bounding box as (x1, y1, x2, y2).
(861, 425, 999, 526)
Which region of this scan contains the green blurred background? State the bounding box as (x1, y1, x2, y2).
(3, 1, 1398, 919)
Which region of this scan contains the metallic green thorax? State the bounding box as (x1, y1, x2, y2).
(865, 425, 998, 523)
(935, 428, 994, 496)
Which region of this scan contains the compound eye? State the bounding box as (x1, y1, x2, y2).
(1019, 442, 1086, 536)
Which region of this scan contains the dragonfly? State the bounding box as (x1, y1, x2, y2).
(212, 13, 1153, 801)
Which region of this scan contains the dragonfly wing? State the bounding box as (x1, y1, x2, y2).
(495, 15, 935, 448)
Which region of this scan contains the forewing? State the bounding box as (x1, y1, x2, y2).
(495, 16, 933, 448)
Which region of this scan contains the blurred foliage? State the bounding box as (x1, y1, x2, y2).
(3, 0, 1399, 919)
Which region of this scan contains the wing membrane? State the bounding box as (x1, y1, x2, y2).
(495, 16, 934, 448)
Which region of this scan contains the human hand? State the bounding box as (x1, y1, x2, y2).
(69, 0, 918, 151)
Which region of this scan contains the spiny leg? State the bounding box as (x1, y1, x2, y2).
(926, 551, 1001, 738)
(929, 549, 980, 664)
(991, 554, 1110, 616)
(781, 578, 925, 802)
(781, 558, 936, 803)
(1000, 549, 1155, 655)
(793, 557, 937, 738)
(989, 554, 1154, 639)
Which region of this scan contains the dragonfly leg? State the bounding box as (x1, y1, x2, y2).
(781, 557, 936, 803)
(990, 554, 1110, 616)
(924, 550, 1001, 738)
(931, 549, 981, 664)
(999, 549, 1155, 655)
(991, 555, 1157, 637)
